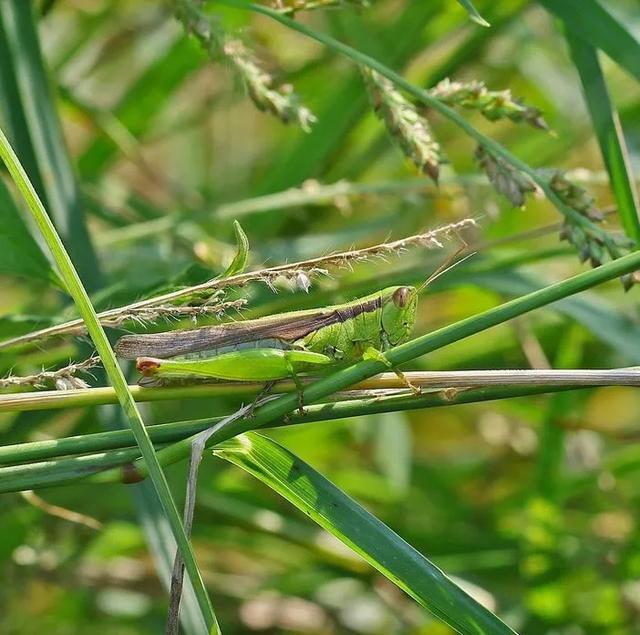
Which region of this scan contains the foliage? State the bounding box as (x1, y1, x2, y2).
(1, 1, 639, 634)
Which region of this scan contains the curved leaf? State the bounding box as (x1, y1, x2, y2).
(540, 0, 640, 83)
(215, 432, 517, 635)
(223, 220, 249, 277)
(457, 0, 490, 27)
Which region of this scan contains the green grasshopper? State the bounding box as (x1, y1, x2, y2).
(115, 285, 418, 390)
(114, 254, 466, 399)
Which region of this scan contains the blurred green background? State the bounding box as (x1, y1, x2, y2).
(1, 0, 640, 633)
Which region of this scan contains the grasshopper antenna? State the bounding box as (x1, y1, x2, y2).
(416, 246, 476, 294)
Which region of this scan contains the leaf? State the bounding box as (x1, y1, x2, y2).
(0, 1, 101, 290)
(0, 104, 220, 635)
(540, 0, 640, 83)
(565, 32, 640, 245)
(456, 0, 490, 27)
(215, 433, 518, 635)
(223, 220, 249, 277)
(0, 177, 58, 284)
(372, 412, 412, 494)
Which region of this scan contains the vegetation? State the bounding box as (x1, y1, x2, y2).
(1, 1, 639, 633)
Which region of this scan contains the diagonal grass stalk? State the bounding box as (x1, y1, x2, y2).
(88, 247, 640, 486)
(0, 126, 219, 634)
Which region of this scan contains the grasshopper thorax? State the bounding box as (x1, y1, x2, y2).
(380, 286, 418, 346)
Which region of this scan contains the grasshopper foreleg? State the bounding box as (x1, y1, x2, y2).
(285, 360, 307, 415)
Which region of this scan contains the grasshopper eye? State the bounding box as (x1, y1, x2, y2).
(393, 287, 411, 308)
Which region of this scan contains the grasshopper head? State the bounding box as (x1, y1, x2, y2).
(381, 286, 418, 346)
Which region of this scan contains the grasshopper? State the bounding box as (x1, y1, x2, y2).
(115, 285, 418, 393)
(114, 253, 467, 401)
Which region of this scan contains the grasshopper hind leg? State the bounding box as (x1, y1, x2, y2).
(363, 346, 422, 395)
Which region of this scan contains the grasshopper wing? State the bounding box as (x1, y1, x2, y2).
(114, 308, 338, 359)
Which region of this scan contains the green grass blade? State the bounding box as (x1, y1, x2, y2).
(215, 432, 517, 634)
(2, 10, 206, 629)
(222, 220, 250, 277)
(0, 126, 220, 635)
(0, 1, 101, 289)
(456, 0, 490, 27)
(540, 0, 640, 83)
(565, 32, 640, 244)
(534, 326, 584, 501)
(463, 267, 640, 362)
(0, 13, 42, 193)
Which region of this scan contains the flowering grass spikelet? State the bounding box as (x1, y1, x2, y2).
(551, 171, 633, 283)
(475, 145, 539, 207)
(174, 0, 316, 131)
(431, 78, 548, 130)
(362, 67, 441, 182)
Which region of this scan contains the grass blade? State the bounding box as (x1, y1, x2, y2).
(215, 432, 517, 634)
(456, 0, 490, 27)
(540, 0, 640, 83)
(565, 31, 640, 244)
(0, 12, 42, 192)
(0, 126, 220, 634)
(222, 220, 250, 277)
(1, 10, 206, 628)
(463, 266, 640, 362)
(0, 1, 101, 289)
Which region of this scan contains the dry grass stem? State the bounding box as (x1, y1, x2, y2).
(21, 490, 103, 530)
(0, 355, 101, 391)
